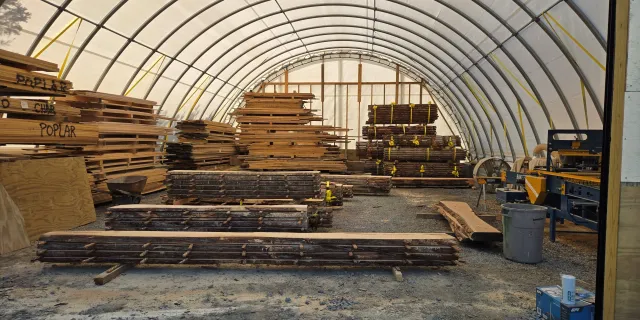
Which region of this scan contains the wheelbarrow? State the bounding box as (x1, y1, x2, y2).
(106, 176, 148, 205)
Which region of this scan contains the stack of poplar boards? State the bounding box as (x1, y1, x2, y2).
(436, 201, 502, 242)
(0, 48, 99, 154)
(234, 92, 347, 172)
(36, 231, 459, 267)
(166, 120, 237, 170)
(105, 204, 325, 232)
(321, 175, 392, 196)
(166, 170, 322, 201)
(49, 91, 173, 204)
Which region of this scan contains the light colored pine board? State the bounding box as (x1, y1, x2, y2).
(0, 157, 96, 240)
(0, 48, 59, 72)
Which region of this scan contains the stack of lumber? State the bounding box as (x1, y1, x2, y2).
(0, 48, 72, 96)
(436, 201, 502, 242)
(321, 174, 392, 196)
(36, 231, 460, 267)
(321, 182, 345, 206)
(0, 157, 96, 254)
(362, 125, 436, 139)
(383, 162, 466, 177)
(166, 120, 237, 170)
(381, 148, 467, 162)
(391, 177, 474, 188)
(105, 204, 318, 232)
(234, 92, 347, 172)
(166, 170, 322, 200)
(0, 49, 99, 157)
(358, 101, 467, 187)
(342, 185, 354, 198)
(366, 104, 438, 125)
(47, 91, 173, 204)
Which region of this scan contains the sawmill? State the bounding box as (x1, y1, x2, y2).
(0, 1, 638, 319)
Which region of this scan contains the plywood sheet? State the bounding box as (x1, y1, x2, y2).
(0, 183, 31, 254)
(0, 157, 96, 240)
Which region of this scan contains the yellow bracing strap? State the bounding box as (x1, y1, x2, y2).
(373, 105, 378, 124)
(126, 54, 165, 96)
(373, 126, 377, 139)
(391, 165, 397, 176)
(448, 136, 454, 148)
(388, 135, 395, 147)
(239, 199, 243, 205)
(544, 13, 606, 71)
(424, 125, 427, 136)
(581, 80, 589, 129)
(387, 148, 393, 161)
(402, 124, 406, 134)
(453, 148, 457, 161)
(412, 135, 420, 147)
(427, 104, 431, 123)
(185, 75, 212, 120)
(426, 148, 431, 162)
(390, 101, 396, 124)
(33, 17, 81, 59)
(375, 159, 382, 175)
(409, 103, 415, 123)
(58, 19, 83, 79)
(419, 165, 425, 177)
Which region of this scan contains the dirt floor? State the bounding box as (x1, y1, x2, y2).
(0, 188, 598, 320)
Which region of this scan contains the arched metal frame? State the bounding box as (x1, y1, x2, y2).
(23, 0, 607, 159)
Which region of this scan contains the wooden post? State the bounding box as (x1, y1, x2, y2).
(358, 63, 362, 143)
(603, 1, 640, 319)
(321, 62, 325, 125)
(408, 84, 411, 104)
(419, 81, 423, 104)
(284, 68, 289, 93)
(345, 85, 349, 159)
(395, 64, 400, 103)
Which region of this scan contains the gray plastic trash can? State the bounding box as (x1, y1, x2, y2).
(501, 203, 547, 264)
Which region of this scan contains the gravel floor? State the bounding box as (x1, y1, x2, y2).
(0, 188, 597, 319)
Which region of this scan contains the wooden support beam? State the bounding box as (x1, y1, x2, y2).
(345, 85, 349, 159)
(94, 264, 133, 285)
(284, 68, 289, 93)
(395, 64, 400, 103)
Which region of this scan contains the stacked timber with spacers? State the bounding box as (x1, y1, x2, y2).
(105, 204, 333, 232)
(49, 91, 174, 204)
(358, 101, 468, 187)
(0, 48, 100, 160)
(36, 231, 459, 267)
(166, 120, 237, 170)
(166, 170, 322, 201)
(232, 92, 347, 172)
(321, 174, 392, 196)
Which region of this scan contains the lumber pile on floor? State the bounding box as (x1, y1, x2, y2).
(436, 201, 502, 242)
(383, 162, 467, 178)
(321, 175, 392, 196)
(166, 170, 322, 200)
(362, 125, 436, 139)
(392, 177, 474, 188)
(36, 231, 459, 267)
(166, 120, 237, 170)
(366, 104, 438, 125)
(105, 204, 332, 232)
(48, 91, 173, 204)
(234, 92, 347, 172)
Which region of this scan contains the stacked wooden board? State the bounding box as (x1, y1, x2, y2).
(48, 91, 173, 204)
(0, 48, 72, 96)
(36, 231, 459, 267)
(166, 170, 322, 201)
(436, 201, 502, 242)
(166, 120, 237, 170)
(366, 104, 438, 125)
(234, 92, 347, 172)
(359, 101, 469, 187)
(105, 205, 314, 232)
(321, 174, 392, 196)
